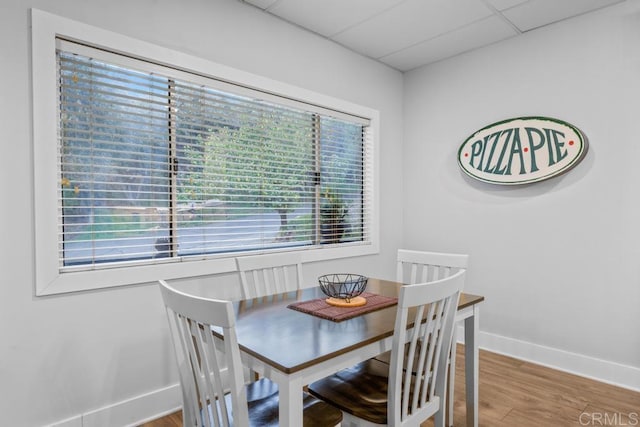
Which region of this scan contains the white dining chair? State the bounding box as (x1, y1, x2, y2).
(394, 249, 469, 426)
(396, 249, 468, 285)
(158, 279, 343, 427)
(236, 252, 304, 299)
(307, 270, 465, 427)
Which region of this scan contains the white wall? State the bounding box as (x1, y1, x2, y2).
(0, 1, 403, 425)
(403, 1, 640, 387)
(7, 0, 639, 424)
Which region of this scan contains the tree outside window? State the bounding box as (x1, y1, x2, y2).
(57, 46, 367, 268)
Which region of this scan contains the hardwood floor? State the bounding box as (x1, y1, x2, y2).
(140, 347, 640, 427)
(140, 411, 182, 427)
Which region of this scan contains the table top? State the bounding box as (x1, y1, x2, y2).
(233, 278, 484, 374)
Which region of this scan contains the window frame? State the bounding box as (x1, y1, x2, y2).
(31, 9, 379, 296)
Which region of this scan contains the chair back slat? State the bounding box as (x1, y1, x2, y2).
(388, 270, 465, 426)
(237, 252, 304, 299)
(159, 280, 250, 427)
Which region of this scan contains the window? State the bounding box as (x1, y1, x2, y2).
(57, 40, 371, 267)
(32, 10, 378, 295)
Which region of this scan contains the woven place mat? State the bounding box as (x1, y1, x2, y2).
(287, 292, 398, 322)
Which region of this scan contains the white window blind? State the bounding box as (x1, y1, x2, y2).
(57, 40, 372, 271)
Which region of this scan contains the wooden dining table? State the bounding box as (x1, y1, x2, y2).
(231, 277, 484, 427)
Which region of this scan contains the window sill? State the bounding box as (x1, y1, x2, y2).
(36, 243, 379, 296)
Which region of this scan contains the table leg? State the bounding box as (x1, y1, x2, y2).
(275, 375, 304, 427)
(464, 305, 479, 427)
(448, 325, 458, 427)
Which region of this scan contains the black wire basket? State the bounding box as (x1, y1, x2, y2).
(318, 274, 368, 303)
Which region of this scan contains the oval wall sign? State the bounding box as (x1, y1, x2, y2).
(457, 116, 588, 185)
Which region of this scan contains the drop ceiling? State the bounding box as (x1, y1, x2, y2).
(241, 0, 625, 71)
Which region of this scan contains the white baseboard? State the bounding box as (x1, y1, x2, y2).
(45, 415, 82, 427)
(456, 325, 640, 393)
(45, 364, 239, 427)
(85, 383, 181, 427)
(46, 383, 181, 427)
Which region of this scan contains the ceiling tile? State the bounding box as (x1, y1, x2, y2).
(243, 0, 278, 10)
(332, 0, 494, 59)
(380, 15, 518, 71)
(484, 0, 529, 11)
(502, 0, 625, 32)
(241, 0, 626, 71)
(267, 0, 405, 37)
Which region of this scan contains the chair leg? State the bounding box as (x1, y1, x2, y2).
(341, 411, 378, 427)
(448, 326, 458, 427)
(435, 406, 446, 427)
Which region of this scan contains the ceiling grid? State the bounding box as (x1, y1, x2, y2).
(241, 0, 625, 71)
